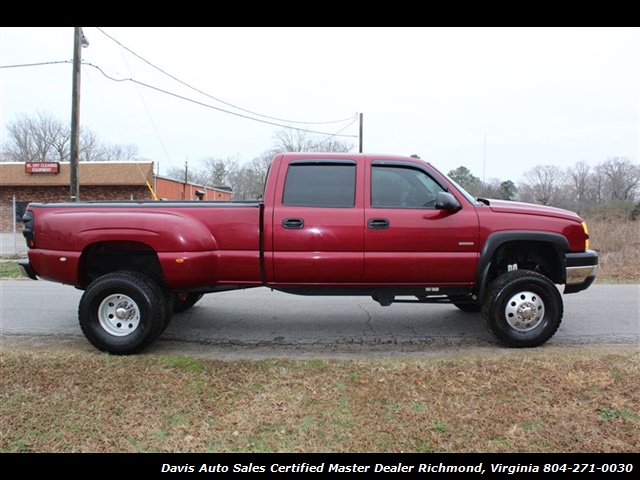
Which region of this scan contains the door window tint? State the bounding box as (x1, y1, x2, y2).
(283, 163, 356, 207)
(371, 165, 443, 208)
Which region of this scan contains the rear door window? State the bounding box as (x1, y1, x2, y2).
(282, 161, 356, 207)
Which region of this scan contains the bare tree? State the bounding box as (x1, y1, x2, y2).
(3, 114, 36, 162)
(79, 130, 106, 162)
(566, 160, 592, 214)
(166, 162, 199, 184)
(2, 112, 69, 162)
(249, 152, 273, 187)
(102, 143, 140, 162)
(200, 155, 241, 187)
(227, 165, 260, 201)
(224, 153, 273, 201)
(271, 127, 353, 153)
(44, 113, 71, 162)
(586, 165, 606, 205)
(312, 136, 354, 153)
(596, 157, 640, 201)
(2, 111, 139, 163)
(518, 165, 568, 206)
(272, 129, 315, 152)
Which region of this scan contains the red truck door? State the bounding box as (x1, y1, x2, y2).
(363, 159, 480, 285)
(268, 158, 365, 284)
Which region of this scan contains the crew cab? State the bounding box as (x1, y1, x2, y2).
(19, 152, 598, 354)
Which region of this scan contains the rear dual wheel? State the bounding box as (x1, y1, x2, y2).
(79, 271, 172, 355)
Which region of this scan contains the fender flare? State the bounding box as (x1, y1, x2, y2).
(475, 231, 569, 301)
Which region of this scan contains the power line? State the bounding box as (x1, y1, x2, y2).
(95, 27, 357, 127)
(98, 32, 176, 170)
(311, 117, 360, 149)
(0, 60, 71, 69)
(2, 59, 358, 139)
(84, 62, 358, 138)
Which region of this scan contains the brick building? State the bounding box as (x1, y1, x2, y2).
(155, 174, 232, 202)
(0, 161, 232, 231)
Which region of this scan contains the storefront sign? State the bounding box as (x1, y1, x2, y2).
(25, 162, 60, 173)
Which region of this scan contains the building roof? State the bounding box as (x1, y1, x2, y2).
(0, 161, 154, 186)
(155, 175, 232, 193)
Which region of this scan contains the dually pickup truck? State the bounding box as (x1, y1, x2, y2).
(20, 152, 598, 355)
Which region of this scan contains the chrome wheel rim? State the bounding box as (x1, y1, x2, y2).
(98, 294, 140, 337)
(504, 291, 545, 332)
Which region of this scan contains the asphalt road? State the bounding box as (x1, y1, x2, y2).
(1, 279, 638, 358)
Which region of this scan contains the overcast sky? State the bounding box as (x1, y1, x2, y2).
(1, 27, 638, 183)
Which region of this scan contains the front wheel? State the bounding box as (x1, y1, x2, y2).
(78, 271, 170, 355)
(482, 270, 563, 348)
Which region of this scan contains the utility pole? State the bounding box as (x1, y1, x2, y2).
(183, 160, 188, 200)
(70, 27, 89, 202)
(358, 113, 363, 153)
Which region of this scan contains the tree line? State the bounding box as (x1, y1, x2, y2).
(2, 112, 639, 218)
(1, 112, 140, 163)
(448, 158, 640, 218)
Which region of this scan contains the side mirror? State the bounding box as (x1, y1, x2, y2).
(435, 191, 462, 211)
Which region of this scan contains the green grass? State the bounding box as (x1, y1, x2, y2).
(0, 344, 638, 453)
(0, 261, 22, 278)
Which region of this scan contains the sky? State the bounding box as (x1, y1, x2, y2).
(1, 27, 638, 183)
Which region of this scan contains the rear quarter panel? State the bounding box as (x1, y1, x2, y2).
(27, 202, 262, 288)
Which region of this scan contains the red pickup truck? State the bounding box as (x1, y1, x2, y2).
(20, 152, 598, 354)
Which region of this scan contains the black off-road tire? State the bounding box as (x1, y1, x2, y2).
(78, 270, 171, 355)
(482, 270, 563, 348)
(161, 294, 175, 333)
(172, 292, 204, 313)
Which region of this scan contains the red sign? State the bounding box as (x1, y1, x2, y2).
(25, 162, 60, 173)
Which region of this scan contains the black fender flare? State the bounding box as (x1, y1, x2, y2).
(475, 231, 569, 301)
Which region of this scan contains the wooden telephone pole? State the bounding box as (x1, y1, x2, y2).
(70, 27, 88, 201)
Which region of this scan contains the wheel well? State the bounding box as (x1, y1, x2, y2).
(80, 241, 165, 289)
(485, 241, 564, 287)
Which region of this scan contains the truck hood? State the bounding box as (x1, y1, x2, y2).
(482, 199, 582, 221)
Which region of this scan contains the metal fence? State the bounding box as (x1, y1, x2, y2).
(1, 197, 27, 257)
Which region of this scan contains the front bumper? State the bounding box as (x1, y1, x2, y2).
(564, 250, 598, 293)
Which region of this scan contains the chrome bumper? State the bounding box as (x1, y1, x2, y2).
(564, 250, 598, 294)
